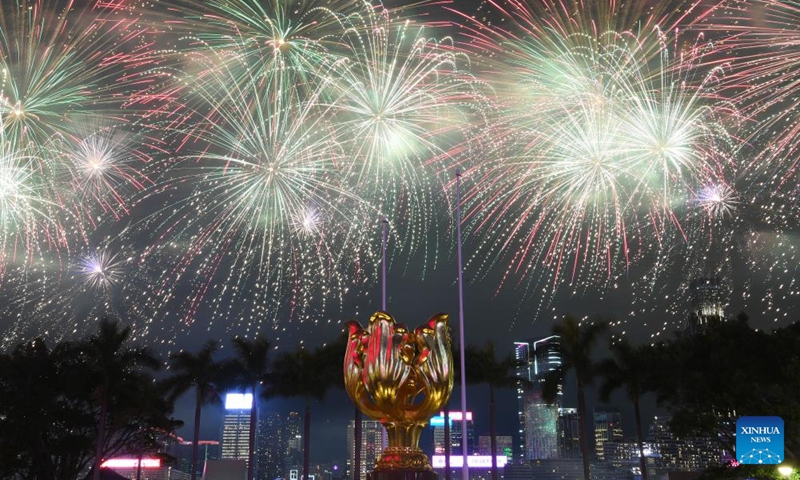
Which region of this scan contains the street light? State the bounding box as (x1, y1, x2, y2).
(778, 465, 793, 477)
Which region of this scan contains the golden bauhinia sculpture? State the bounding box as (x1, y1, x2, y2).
(344, 311, 453, 476)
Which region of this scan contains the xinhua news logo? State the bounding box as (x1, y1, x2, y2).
(736, 416, 784, 464)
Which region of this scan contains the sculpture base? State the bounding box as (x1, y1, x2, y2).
(367, 470, 438, 480)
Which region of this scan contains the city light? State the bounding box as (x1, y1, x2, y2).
(430, 411, 473, 426)
(101, 458, 161, 469)
(224, 393, 253, 410)
(431, 456, 508, 469)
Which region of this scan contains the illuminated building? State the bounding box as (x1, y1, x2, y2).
(478, 435, 513, 459)
(221, 393, 253, 463)
(593, 408, 623, 460)
(257, 412, 285, 480)
(557, 408, 580, 458)
(347, 419, 384, 479)
(431, 455, 508, 469)
(430, 411, 474, 455)
(601, 441, 657, 468)
(285, 412, 303, 472)
(686, 277, 726, 334)
(514, 336, 561, 461)
(101, 458, 191, 480)
(503, 458, 622, 480)
(431, 455, 508, 480)
(647, 415, 724, 472)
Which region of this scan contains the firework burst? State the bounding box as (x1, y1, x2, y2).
(78, 248, 125, 291)
(693, 183, 740, 218)
(0, 241, 167, 348)
(132, 44, 377, 333)
(329, 4, 485, 255)
(0, 0, 158, 276)
(159, 0, 368, 105)
(455, 1, 740, 296)
(699, 0, 800, 171)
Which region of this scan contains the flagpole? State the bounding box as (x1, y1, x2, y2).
(381, 216, 389, 451)
(382, 217, 388, 311)
(456, 170, 469, 480)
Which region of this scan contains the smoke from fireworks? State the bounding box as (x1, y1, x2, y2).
(1, 0, 799, 347)
(455, 0, 741, 299)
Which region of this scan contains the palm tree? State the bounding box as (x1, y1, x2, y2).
(598, 339, 654, 480)
(462, 342, 517, 480)
(544, 315, 609, 480)
(316, 334, 359, 479)
(268, 345, 337, 480)
(162, 340, 223, 480)
(228, 336, 272, 480)
(79, 318, 161, 480)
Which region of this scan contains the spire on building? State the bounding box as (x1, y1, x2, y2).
(685, 277, 726, 334)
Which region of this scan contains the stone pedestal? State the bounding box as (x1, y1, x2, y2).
(367, 470, 438, 480)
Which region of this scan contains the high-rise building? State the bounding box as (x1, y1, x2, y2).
(478, 435, 513, 459)
(525, 403, 559, 460)
(557, 408, 580, 459)
(285, 411, 303, 472)
(593, 408, 623, 460)
(347, 420, 384, 479)
(257, 412, 285, 480)
(647, 415, 724, 472)
(221, 393, 253, 463)
(601, 440, 657, 467)
(431, 411, 474, 455)
(514, 336, 562, 461)
(686, 277, 726, 334)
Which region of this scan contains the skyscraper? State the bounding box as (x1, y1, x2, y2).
(557, 407, 580, 459)
(593, 408, 623, 461)
(686, 277, 726, 334)
(257, 412, 285, 480)
(648, 415, 724, 472)
(221, 393, 253, 464)
(285, 412, 303, 473)
(430, 411, 474, 455)
(347, 420, 384, 479)
(514, 336, 562, 461)
(478, 435, 513, 458)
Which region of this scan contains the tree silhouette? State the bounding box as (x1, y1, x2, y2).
(462, 342, 517, 480)
(598, 338, 652, 480)
(78, 318, 161, 480)
(163, 340, 223, 480)
(543, 315, 609, 480)
(1, 332, 176, 480)
(649, 316, 800, 461)
(268, 345, 338, 480)
(0, 338, 93, 479)
(227, 336, 272, 480)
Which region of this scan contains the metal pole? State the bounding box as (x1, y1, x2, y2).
(381, 217, 388, 451)
(382, 217, 388, 311)
(456, 170, 469, 480)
